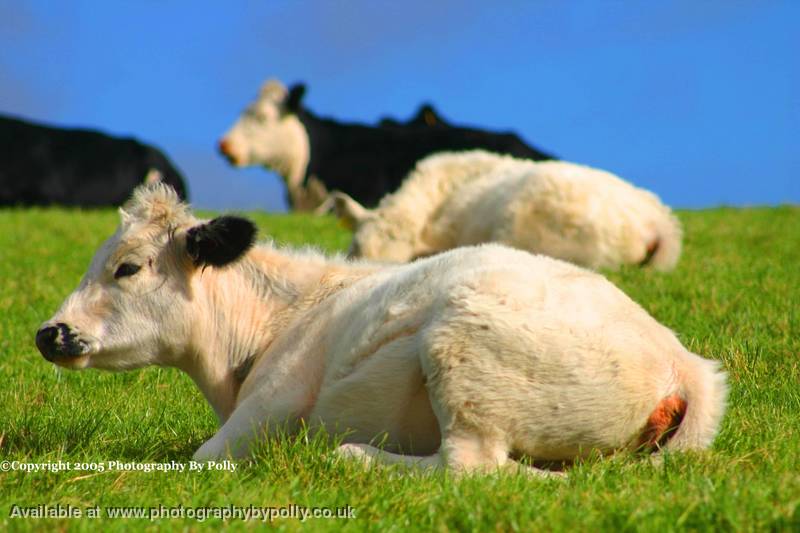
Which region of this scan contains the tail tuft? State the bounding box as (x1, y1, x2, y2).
(639, 239, 660, 267)
(663, 356, 728, 451)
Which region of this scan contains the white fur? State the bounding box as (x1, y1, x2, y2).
(40, 183, 724, 474)
(334, 150, 682, 270)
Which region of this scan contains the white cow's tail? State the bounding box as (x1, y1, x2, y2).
(664, 355, 728, 452)
(647, 211, 683, 272)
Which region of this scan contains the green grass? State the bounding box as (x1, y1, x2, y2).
(1, 206, 799, 531)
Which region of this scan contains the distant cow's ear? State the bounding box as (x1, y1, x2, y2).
(331, 192, 371, 230)
(286, 83, 306, 112)
(409, 103, 445, 127)
(185, 216, 257, 268)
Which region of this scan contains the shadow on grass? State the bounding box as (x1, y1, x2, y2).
(1, 411, 210, 462)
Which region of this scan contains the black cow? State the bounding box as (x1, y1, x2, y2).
(0, 114, 188, 207)
(218, 80, 554, 210)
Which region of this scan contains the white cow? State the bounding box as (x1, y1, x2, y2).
(333, 150, 683, 270)
(36, 183, 726, 475)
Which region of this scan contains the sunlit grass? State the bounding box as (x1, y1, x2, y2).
(1, 205, 798, 531)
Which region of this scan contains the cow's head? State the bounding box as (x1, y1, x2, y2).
(35, 183, 256, 371)
(218, 79, 309, 175)
(331, 192, 418, 262)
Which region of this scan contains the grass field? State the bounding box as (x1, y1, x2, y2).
(1, 205, 799, 531)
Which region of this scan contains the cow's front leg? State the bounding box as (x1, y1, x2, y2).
(193, 387, 308, 461)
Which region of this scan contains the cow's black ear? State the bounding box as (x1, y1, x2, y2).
(413, 103, 445, 127)
(185, 216, 257, 268)
(286, 83, 306, 112)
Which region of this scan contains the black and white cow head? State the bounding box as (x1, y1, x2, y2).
(218, 79, 309, 178)
(35, 183, 256, 370)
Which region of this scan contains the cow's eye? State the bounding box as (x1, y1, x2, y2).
(114, 262, 141, 279)
(247, 109, 267, 122)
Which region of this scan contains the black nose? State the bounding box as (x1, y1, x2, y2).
(36, 322, 85, 361)
(36, 326, 60, 360)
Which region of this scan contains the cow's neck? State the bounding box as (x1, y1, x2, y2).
(295, 110, 323, 181)
(267, 116, 310, 209)
(181, 246, 381, 424)
(292, 110, 341, 210)
(180, 265, 276, 423)
(297, 109, 394, 210)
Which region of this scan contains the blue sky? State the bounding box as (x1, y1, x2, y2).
(1, 1, 797, 211)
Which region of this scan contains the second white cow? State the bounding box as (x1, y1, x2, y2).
(333, 150, 682, 270)
(36, 183, 725, 475)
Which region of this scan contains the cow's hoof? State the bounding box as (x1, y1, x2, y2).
(193, 438, 224, 462)
(334, 443, 374, 465)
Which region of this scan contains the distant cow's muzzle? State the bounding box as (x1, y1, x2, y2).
(218, 139, 237, 164)
(35, 322, 91, 362)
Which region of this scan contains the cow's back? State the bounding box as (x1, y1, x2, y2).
(500, 161, 671, 268)
(306, 245, 688, 457)
(0, 115, 188, 207)
(299, 112, 553, 208)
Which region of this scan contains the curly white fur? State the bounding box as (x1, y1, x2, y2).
(334, 150, 682, 270)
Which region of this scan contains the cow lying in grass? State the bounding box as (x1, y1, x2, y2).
(333, 150, 683, 271)
(36, 183, 726, 475)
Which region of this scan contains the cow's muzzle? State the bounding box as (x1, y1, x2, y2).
(217, 139, 238, 165)
(36, 322, 92, 362)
